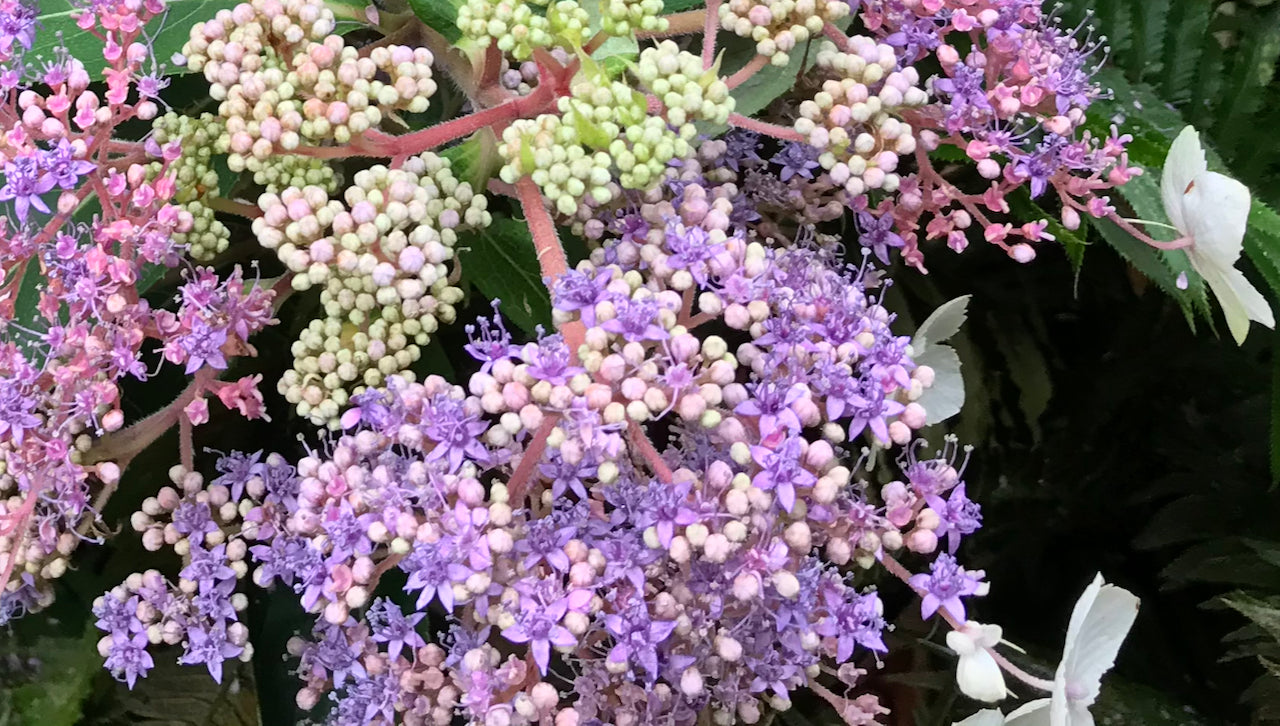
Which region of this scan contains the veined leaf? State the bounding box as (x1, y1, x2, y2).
(456, 218, 553, 335)
(407, 0, 463, 41)
(30, 0, 242, 79)
(662, 0, 704, 12)
(727, 16, 851, 119)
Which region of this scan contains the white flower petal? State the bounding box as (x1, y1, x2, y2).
(953, 709, 1008, 726)
(955, 645, 1008, 703)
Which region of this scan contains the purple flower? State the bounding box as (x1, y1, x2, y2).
(1012, 138, 1064, 198)
(517, 511, 576, 572)
(772, 142, 820, 181)
(173, 320, 229, 373)
(40, 140, 96, 190)
(552, 269, 612, 327)
(0, 156, 56, 223)
(817, 583, 887, 661)
(908, 553, 986, 622)
(719, 129, 763, 171)
(211, 450, 264, 502)
(735, 381, 805, 438)
(601, 297, 669, 342)
(644, 479, 700, 548)
(926, 483, 983, 554)
(179, 623, 243, 683)
(750, 437, 816, 512)
(501, 602, 576, 675)
(933, 62, 992, 132)
(857, 210, 906, 265)
(0, 377, 40, 446)
(0, 1, 36, 60)
(523, 335, 583, 385)
(464, 303, 514, 373)
(302, 621, 366, 686)
(401, 545, 467, 612)
(171, 500, 218, 541)
(94, 594, 142, 636)
(539, 450, 595, 500)
(367, 598, 426, 660)
(181, 543, 236, 593)
(845, 378, 905, 444)
(604, 604, 678, 682)
(104, 631, 154, 689)
(664, 221, 725, 286)
(420, 394, 490, 472)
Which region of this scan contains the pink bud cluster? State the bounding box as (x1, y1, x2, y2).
(254, 153, 492, 427)
(182, 0, 438, 167)
(796, 38, 928, 197)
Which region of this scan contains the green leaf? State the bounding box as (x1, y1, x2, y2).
(407, 0, 463, 41)
(6, 624, 100, 726)
(30, 0, 243, 79)
(581, 0, 640, 75)
(1129, 0, 1171, 83)
(456, 218, 553, 335)
(726, 16, 850, 119)
(1160, 0, 1211, 103)
(1223, 592, 1280, 645)
(1005, 188, 1090, 280)
(661, 0, 703, 12)
(110, 652, 261, 726)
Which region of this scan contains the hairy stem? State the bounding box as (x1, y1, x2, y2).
(702, 0, 722, 69)
(628, 421, 673, 483)
(506, 415, 560, 504)
(725, 54, 768, 90)
(640, 9, 707, 37)
(1106, 212, 1192, 250)
(727, 113, 806, 143)
(206, 196, 264, 219)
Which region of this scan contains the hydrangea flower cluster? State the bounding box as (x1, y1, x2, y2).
(853, 0, 1141, 266)
(0, 0, 1168, 722)
(498, 43, 734, 215)
(254, 153, 491, 427)
(98, 233, 979, 724)
(0, 0, 275, 624)
(719, 0, 852, 65)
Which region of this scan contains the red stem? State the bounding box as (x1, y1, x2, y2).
(725, 54, 768, 90)
(291, 85, 555, 160)
(628, 420, 673, 483)
(640, 9, 706, 37)
(823, 22, 851, 51)
(506, 414, 560, 504)
(727, 113, 806, 143)
(702, 0, 722, 69)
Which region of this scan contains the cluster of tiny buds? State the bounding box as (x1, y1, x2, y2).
(146, 113, 231, 260)
(255, 153, 490, 426)
(183, 0, 435, 170)
(600, 0, 668, 36)
(636, 41, 735, 128)
(719, 0, 850, 66)
(457, 0, 589, 61)
(131, 465, 247, 557)
(795, 39, 927, 196)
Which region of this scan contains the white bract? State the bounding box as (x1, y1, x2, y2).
(952, 573, 1139, 726)
(947, 621, 1009, 702)
(1162, 125, 1273, 345)
(911, 295, 970, 424)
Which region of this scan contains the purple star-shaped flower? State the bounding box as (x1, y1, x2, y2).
(907, 553, 986, 621)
